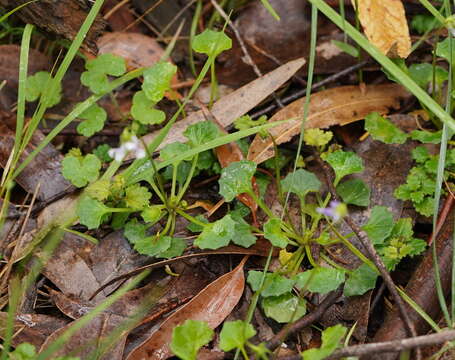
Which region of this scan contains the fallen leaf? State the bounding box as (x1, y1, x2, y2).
(139, 57, 306, 153)
(247, 84, 410, 164)
(353, 0, 411, 58)
(97, 32, 165, 70)
(126, 257, 248, 360)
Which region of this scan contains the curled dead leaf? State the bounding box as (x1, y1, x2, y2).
(353, 0, 411, 58)
(247, 84, 410, 164)
(126, 257, 248, 360)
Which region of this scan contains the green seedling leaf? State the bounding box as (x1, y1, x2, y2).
(295, 267, 345, 294)
(304, 128, 333, 147)
(324, 150, 364, 184)
(336, 178, 370, 207)
(408, 63, 448, 88)
(160, 142, 192, 164)
(124, 218, 147, 244)
(62, 153, 101, 187)
(131, 91, 166, 125)
(81, 53, 126, 94)
(231, 215, 256, 248)
(77, 103, 107, 137)
(234, 114, 268, 131)
(343, 263, 378, 297)
(93, 144, 113, 162)
(410, 130, 442, 144)
(219, 160, 257, 201)
(263, 218, 289, 248)
(159, 237, 187, 259)
(331, 39, 359, 57)
(436, 38, 455, 63)
(194, 214, 236, 249)
(170, 320, 214, 360)
(134, 235, 171, 256)
(262, 293, 306, 323)
(301, 324, 347, 360)
(192, 29, 232, 58)
(187, 215, 209, 233)
(412, 146, 430, 163)
(364, 112, 408, 144)
(77, 196, 110, 229)
(183, 120, 220, 146)
(25, 71, 62, 107)
(247, 271, 295, 297)
(411, 14, 441, 34)
(86, 179, 111, 201)
(219, 320, 256, 352)
(124, 184, 152, 209)
(10, 343, 36, 360)
(362, 206, 394, 245)
(281, 169, 321, 199)
(142, 61, 177, 102)
(141, 205, 162, 224)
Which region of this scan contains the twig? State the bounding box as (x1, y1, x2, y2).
(316, 155, 419, 352)
(265, 288, 343, 351)
(279, 329, 455, 360)
(250, 60, 370, 119)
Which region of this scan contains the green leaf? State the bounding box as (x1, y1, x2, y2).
(262, 293, 306, 323)
(219, 320, 256, 352)
(436, 38, 455, 63)
(131, 91, 166, 125)
(124, 218, 147, 244)
(159, 237, 187, 258)
(62, 153, 101, 187)
(192, 29, 232, 57)
(263, 218, 289, 248)
(343, 263, 378, 297)
(303, 128, 333, 147)
(247, 271, 295, 297)
(170, 320, 214, 360)
(194, 215, 236, 249)
(295, 267, 345, 294)
(86, 179, 111, 201)
(324, 150, 364, 183)
(408, 63, 448, 88)
(124, 184, 151, 209)
(141, 205, 162, 224)
(26, 71, 62, 106)
(183, 120, 220, 146)
(364, 112, 408, 144)
(186, 215, 209, 233)
(142, 61, 177, 102)
(218, 160, 257, 201)
(9, 343, 36, 360)
(281, 169, 321, 198)
(93, 144, 113, 162)
(134, 235, 171, 256)
(160, 142, 192, 164)
(234, 114, 268, 131)
(81, 54, 126, 94)
(331, 39, 359, 57)
(77, 196, 110, 229)
(77, 103, 107, 137)
(409, 130, 442, 144)
(411, 14, 441, 34)
(414, 196, 434, 217)
(231, 215, 256, 248)
(362, 206, 394, 245)
(412, 146, 430, 163)
(336, 178, 370, 207)
(302, 325, 347, 360)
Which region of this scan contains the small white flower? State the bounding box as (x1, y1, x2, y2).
(109, 147, 126, 162)
(135, 148, 146, 159)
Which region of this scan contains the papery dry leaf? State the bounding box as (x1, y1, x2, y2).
(139, 58, 306, 154)
(247, 84, 410, 164)
(353, 0, 411, 58)
(126, 257, 248, 360)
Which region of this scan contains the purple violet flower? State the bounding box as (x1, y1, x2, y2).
(317, 200, 347, 222)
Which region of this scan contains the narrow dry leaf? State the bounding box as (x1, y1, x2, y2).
(126, 257, 248, 360)
(139, 58, 306, 153)
(353, 0, 411, 58)
(247, 84, 410, 164)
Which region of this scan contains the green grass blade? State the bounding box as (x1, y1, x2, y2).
(0, 0, 37, 23)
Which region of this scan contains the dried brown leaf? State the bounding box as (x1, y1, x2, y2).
(353, 0, 411, 58)
(126, 257, 248, 360)
(247, 84, 410, 164)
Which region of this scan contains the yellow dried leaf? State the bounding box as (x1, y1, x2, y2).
(352, 0, 411, 58)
